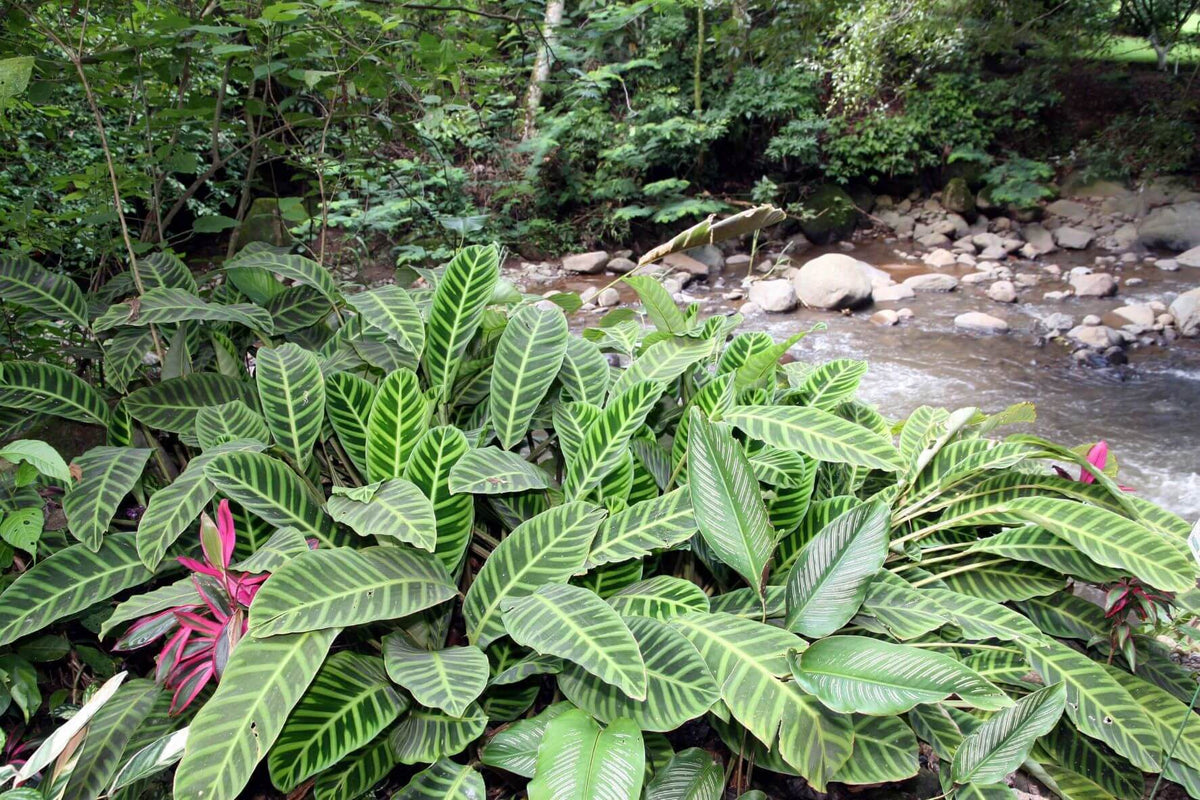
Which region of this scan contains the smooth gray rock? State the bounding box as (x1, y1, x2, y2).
(955, 312, 1009, 333)
(1169, 288, 1200, 336)
(563, 251, 610, 273)
(791, 253, 873, 309)
(747, 279, 798, 313)
(903, 273, 959, 292)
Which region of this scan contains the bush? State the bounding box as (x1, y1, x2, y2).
(0, 218, 1197, 799)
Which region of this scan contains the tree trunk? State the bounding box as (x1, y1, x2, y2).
(1150, 31, 1170, 71)
(521, 0, 565, 141)
(693, 2, 705, 114)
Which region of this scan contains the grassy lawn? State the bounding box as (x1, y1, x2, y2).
(1094, 10, 1200, 64)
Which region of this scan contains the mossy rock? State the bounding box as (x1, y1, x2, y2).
(799, 185, 858, 244)
(942, 177, 975, 217)
(236, 197, 292, 250)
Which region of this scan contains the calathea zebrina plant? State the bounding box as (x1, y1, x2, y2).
(0, 208, 1197, 799)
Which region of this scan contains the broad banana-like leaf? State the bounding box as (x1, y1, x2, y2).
(608, 336, 712, 399)
(638, 205, 784, 266)
(194, 401, 270, 449)
(255, 343, 324, 469)
(404, 426, 474, 572)
(0, 534, 153, 646)
(687, 411, 774, 597)
(125, 373, 257, 434)
(784, 499, 888, 638)
(423, 244, 500, 399)
(623, 275, 688, 335)
(585, 489, 696, 570)
(558, 335, 610, 406)
(557, 614, 718, 731)
(449, 445, 551, 494)
(490, 304, 568, 448)
(61, 678, 160, 800)
(224, 251, 340, 305)
(345, 284, 425, 355)
(383, 634, 489, 717)
(607, 575, 711, 620)
(0, 254, 89, 327)
(366, 367, 427, 481)
(789, 635, 1010, 715)
(724, 405, 902, 471)
(203, 450, 336, 545)
(952, 682, 1067, 785)
(395, 759, 486, 799)
(644, 747, 723, 800)
(268, 652, 407, 791)
(527, 710, 644, 800)
(390, 703, 488, 765)
(312, 735, 395, 800)
(63, 446, 152, 550)
(0, 361, 111, 427)
(503, 584, 647, 700)
(173, 628, 338, 800)
(564, 380, 664, 498)
(832, 715, 919, 785)
(249, 545, 456, 637)
(93, 287, 273, 334)
(671, 372, 734, 470)
(326, 478, 437, 551)
(479, 702, 572, 778)
(463, 501, 606, 648)
(323, 371, 375, 477)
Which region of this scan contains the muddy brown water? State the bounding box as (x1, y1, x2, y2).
(531, 240, 1200, 521)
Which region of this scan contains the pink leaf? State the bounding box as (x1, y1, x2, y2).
(216, 499, 236, 569)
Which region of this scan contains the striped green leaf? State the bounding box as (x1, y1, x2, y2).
(224, 251, 340, 306)
(137, 440, 266, 568)
(923, 588, 1042, 642)
(607, 576, 710, 621)
(609, 336, 712, 399)
(503, 583, 647, 700)
(623, 275, 687, 335)
(383, 634, 489, 717)
(574, 558, 643, 598)
(345, 285, 425, 355)
(249, 545, 456, 637)
(564, 380, 664, 498)
(709, 586, 786, 619)
(1037, 722, 1144, 800)
(952, 682, 1066, 785)
(0, 254, 88, 328)
(256, 343, 325, 468)
(173, 628, 338, 800)
(389, 702, 488, 765)
(748, 446, 813, 488)
(203, 450, 336, 544)
(717, 332, 774, 376)
(554, 401, 599, 469)
(1106, 665, 1200, 771)
(557, 614, 718, 730)
(724, 405, 903, 471)
(789, 636, 1010, 715)
(479, 701, 573, 778)
(423, 245, 500, 399)
(93, 288, 273, 334)
(229, 527, 310, 573)
(0, 533, 153, 646)
(194, 401, 270, 449)
(1039, 764, 1118, 800)
(671, 373, 734, 470)
(404, 426, 474, 572)
(970, 526, 1124, 584)
(366, 368, 427, 481)
(100, 578, 200, 639)
(527, 710, 644, 800)
(103, 327, 154, 392)
(448, 446, 550, 494)
(324, 371, 375, 478)
(1019, 593, 1109, 642)
(797, 358, 868, 411)
(585, 489, 696, 569)
(395, 759, 486, 800)
(62, 678, 160, 800)
(264, 284, 329, 333)
(784, 499, 889, 638)
(125, 373, 256, 434)
(1002, 497, 1194, 591)
(687, 411, 774, 597)
(326, 478, 437, 551)
(936, 556, 1064, 602)
(312, 735, 395, 800)
(63, 446, 152, 550)
(268, 652, 407, 791)
(558, 336, 610, 406)
(832, 715, 919, 785)
(490, 304, 568, 448)
(0, 361, 110, 427)
(644, 748, 722, 800)
(858, 573, 948, 640)
(1020, 636, 1161, 771)
(108, 727, 189, 795)
(136, 251, 197, 293)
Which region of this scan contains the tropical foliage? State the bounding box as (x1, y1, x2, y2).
(0, 212, 1198, 799)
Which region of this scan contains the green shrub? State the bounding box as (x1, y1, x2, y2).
(983, 156, 1057, 210)
(0, 214, 1197, 799)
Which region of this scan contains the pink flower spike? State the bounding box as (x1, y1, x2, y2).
(216, 499, 236, 569)
(1079, 441, 1109, 484)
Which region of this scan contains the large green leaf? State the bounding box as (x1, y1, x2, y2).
(449, 446, 551, 494)
(1020, 636, 1161, 771)
(789, 636, 1010, 715)
(194, 401, 270, 449)
(503, 583, 647, 700)
(103, 327, 154, 392)
(970, 525, 1124, 584)
(557, 614, 719, 731)
(527, 710, 644, 800)
(404, 426, 474, 572)
(395, 759, 486, 800)
(389, 703, 488, 765)
(326, 478, 437, 551)
(224, 251, 340, 306)
(312, 735, 395, 800)
(136, 251, 197, 293)
(607, 575, 710, 620)
(796, 358, 868, 411)
(952, 682, 1066, 786)
(608, 336, 712, 399)
(490, 304, 569, 448)
(100, 577, 200, 640)
(173, 628, 338, 800)
(108, 726, 189, 794)
(264, 284, 329, 333)
(623, 275, 688, 335)
(268, 652, 407, 792)
(1037, 721, 1143, 800)
(687, 411, 774, 597)
(1019, 592, 1109, 642)
(63, 446, 152, 550)
(463, 501, 606, 648)
(558, 336, 610, 406)
(93, 287, 273, 334)
(923, 588, 1042, 642)
(479, 702, 573, 778)
(345, 284, 425, 356)
(249, 545, 456, 637)
(324, 371, 375, 477)
(0, 533, 154, 646)
(832, 715, 919, 785)
(585, 489, 696, 569)
(255, 343, 325, 469)
(137, 440, 266, 568)
(724, 405, 902, 471)
(62, 678, 160, 800)
(564, 380, 664, 498)
(0, 361, 110, 427)
(125, 373, 256, 434)
(784, 499, 888, 638)
(365, 368, 427, 481)
(203, 450, 336, 544)
(0, 254, 89, 328)
(383, 634, 489, 717)
(423, 245, 500, 399)
(1106, 665, 1200, 771)
(644, 747, 723, 800)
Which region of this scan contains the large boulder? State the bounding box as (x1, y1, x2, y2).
(1070, 272, 1117, 298)
(683, 245, 725, 274)
(747, 279, 798, 313)
(942, 177, 976, 217)
(799, 185, 858, 244)
(1020, 223, 1057, 256)
(236, 197, 292, 250)
(562, 251, 610, 273)
(1137, 202, 1200, 251)
(1169, 288, 1200, 336)
(790, 253, 873, 309)
(1053, 226, 1095, 250)
(1176, 245, 1200, 268)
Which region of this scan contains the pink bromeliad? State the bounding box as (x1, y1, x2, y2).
(115, 500, 269, 713)
(1054, 440, 1134, 491)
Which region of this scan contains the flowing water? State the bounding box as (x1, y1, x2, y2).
(541, 242, 1200, 520)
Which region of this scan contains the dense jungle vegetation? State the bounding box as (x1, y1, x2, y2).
(2, 2, 1200, 800)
